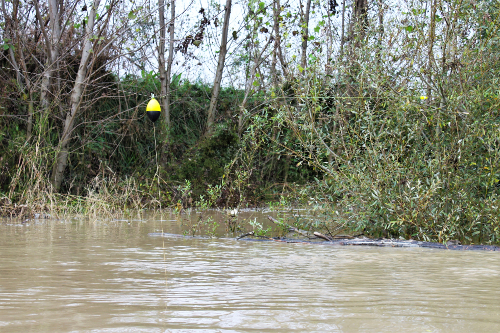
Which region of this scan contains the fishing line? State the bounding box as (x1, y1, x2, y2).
(153, 122, 161, 208)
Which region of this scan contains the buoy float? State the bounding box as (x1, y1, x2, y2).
(146, 95, 161, 122)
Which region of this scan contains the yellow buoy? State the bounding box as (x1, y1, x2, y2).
(146, 96, 161, 122)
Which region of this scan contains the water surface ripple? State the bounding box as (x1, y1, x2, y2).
(1, 215, 499, 332)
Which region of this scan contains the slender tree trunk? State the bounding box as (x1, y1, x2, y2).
(270, 0, 283, 177)
(376, 0, 384, 66)
(271, 0, 282, 85)
(42, 0, 61, 115)
(300, 0, 311, 71)
(271, 0, 288, 79)
(158, 0, 174, 130)
(206, 0, 232, 137)
(0, 0, 21, 87)
(51, 0, 101, 190)
(165, 0, 175, 129)
(158, 0, 168, 126)
(277, 36, 288, 78)
(325, 3, 333, 75)
(34, 0, 51, 113)
(33, 0, 60, 129)
(13, 0, 34, 140)
(441, 8, 448, 74)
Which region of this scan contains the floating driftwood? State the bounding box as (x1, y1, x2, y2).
(149, 232, 212, 240)
(313, 231, 332, 241)
(148, 232, 500, 251)
(238, 236, 500, 251)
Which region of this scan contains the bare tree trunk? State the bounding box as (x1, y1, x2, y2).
(14, 0, 34, 140)
(34, 0, 51, 113)
(165, 0, 175, 129)
(376, 0, 384, 66)
(270, 0, 283, 177)
(33, 0, 60, 130)
(271, 0, 282, 85)
(158, 0, 168, 126)
(1, 1, 20, 84)
(325, 2, 333, 76)
(277, 37, 288, 78)
(441, 4, 448, 74)
(42, 0, 61, 115)
(206, 0, 232, 137)
(270, 0, 288, 79)
(299, 0, 311, 71)
(158, 0, 174, 130)
(51, 0, 101, 190)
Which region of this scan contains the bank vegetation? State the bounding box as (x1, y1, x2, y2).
(1, 0, 499, 244)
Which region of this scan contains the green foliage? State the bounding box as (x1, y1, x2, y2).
(170, 128, 239, 197)
(248, 217, 272, 236)
(0, 71, 255, 211)
(2, 0, 500, 247)
(252, 5, 500, 244)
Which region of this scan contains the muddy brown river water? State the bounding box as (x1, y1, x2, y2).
(1, 210, 500, 332)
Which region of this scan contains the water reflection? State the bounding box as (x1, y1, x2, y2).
(1, 211, 500, 332)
